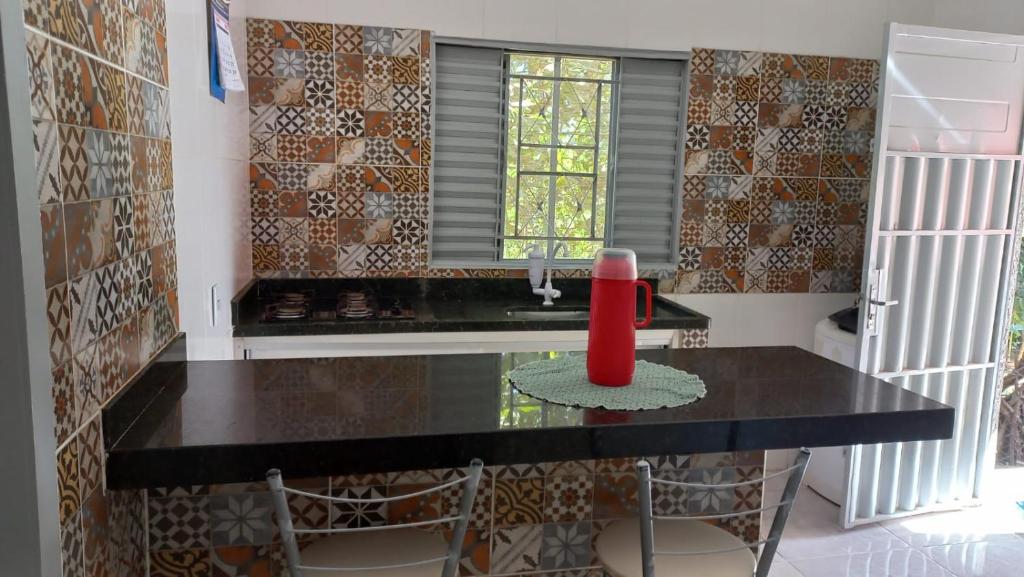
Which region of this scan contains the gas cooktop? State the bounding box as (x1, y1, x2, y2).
(260, 290, 415, 323)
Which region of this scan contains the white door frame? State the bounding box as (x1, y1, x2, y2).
(844, 22, 1024, 527)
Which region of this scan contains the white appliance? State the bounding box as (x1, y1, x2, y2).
(809, 318, 857, 505)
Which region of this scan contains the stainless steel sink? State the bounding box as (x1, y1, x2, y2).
(505, 305, 590, 320)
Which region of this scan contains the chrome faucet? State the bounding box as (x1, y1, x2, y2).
(533, 241, 568, 306)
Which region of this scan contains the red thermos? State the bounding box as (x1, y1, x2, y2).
(587, 249, 653, 386)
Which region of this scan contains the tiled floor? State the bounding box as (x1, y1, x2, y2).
(767, 469, 1024, 576)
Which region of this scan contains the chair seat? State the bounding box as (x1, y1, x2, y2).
(596, 518, 757, 577)
(298, 527, 449, 577)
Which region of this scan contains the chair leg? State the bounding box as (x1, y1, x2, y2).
(267, 470, 304, 577)
(637, 461, 657, 577)
(755, 449, 811, 577)
(442, 459, 484, 577)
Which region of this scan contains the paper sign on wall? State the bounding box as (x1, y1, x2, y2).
(213, 2, 243, 90)
(208, 0, 244, 100)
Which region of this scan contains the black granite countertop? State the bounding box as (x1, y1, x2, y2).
(103, 337, 954, 489)
(232, 278, 710, 337)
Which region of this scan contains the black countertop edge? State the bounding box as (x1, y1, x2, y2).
(102, 346, 955, 490)
(231, 278, 710, 338)
(231, 313, 709, 337)
(230, 277, 603, 305)
(106, 409, 953, 490)
(102, 334, 187, 450)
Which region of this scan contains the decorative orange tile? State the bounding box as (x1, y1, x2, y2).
(306, 136, 335, 163)
(40, 204, 68, 288)
(308, 244, 337, 271)
(592, 473, 637, 519)
(150, 549, 210, 577)
(364, 111, 392, 137)
(82, 488, 110, 577)
(269, 189, 303, 220)
(385, 484, 441, 525)
(63, 199, 116, 279)
(451, 527, 490, 576)
(211, 546, 272, 577)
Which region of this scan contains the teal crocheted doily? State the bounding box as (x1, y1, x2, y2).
(508, 354, 706, 410)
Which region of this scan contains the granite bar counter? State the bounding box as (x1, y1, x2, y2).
(103, 337, 953, 490)
(232, 278, 709, 337)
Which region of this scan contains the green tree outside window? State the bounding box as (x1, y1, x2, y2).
(502, 54, 616, 261)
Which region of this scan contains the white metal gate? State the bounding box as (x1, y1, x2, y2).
(845, 23, 1024, 527)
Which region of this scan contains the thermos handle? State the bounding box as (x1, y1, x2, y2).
(634, 280, 653, 329)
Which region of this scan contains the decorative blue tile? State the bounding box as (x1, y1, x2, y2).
(832, 270, 856, 292)
(705, 175, 731, 200)
(84, 129, 116, 198)
(141, 83, 170, 139)
(541, 522, 592, 570)
(771, 200, 797, 225)
(273, 49, 306, 78)
(686, 468, 735, 514)
(780, 78, 807, 104)
(362, 27, 393, 55)
(210, 493, 274, 546)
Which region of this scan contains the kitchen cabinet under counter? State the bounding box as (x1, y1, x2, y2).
(231, 278, 711, 358)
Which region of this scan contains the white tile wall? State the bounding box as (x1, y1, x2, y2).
(930, 0, 1024, 36)
(823, 0, 888, 59)
(551, 0, 629, 47)
(663, 292, 858, 350)
(482, 0, 560, 43)
(168, 0, 252, 359)
(240, 0, 1024, 59)
(760, 0, 830, 56)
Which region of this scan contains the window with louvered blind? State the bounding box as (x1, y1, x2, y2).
(430, 42, 687, 269)
(430, 44, 506, 263)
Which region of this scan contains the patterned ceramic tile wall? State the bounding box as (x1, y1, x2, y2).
(245, 32, 877, 289)
(23, 1, 177, 577)
(247, 18, 432, 278)
(144, 451, 764, 577)
(426, 47, 878, 290)
(663, 47, 878, 294)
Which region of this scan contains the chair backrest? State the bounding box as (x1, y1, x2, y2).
(267, 459, 485, 577)
(635, 448, 811, 577)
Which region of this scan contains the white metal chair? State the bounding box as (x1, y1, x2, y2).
(268, 459, 484, 577)
(596, 449, 811, 577)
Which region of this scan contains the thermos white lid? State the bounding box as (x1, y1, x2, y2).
(526, 243, 544, 288)
(592, 248, 638, 280)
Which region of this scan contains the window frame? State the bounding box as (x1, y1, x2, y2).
(428, 38, 691, 270)
(497, 51, 621, 266)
